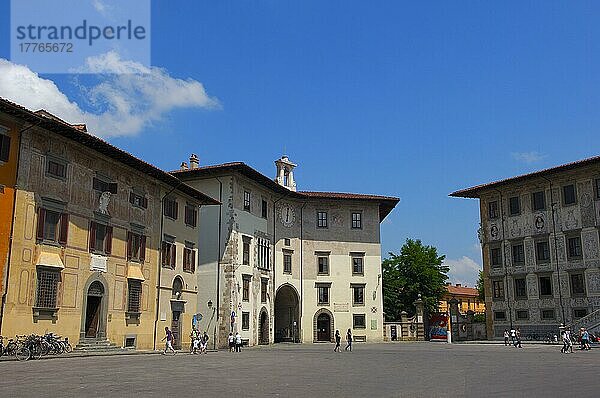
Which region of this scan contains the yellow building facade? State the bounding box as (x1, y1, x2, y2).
(438, 284, 485, 314)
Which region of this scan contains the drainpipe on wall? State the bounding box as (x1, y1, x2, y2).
(0, 121, 39, 334)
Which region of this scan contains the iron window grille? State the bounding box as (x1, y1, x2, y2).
(261, 279, 268, 303)
(127, 280, 142, 313)
(490, 247, 502, 267)
(36, 268, 60, 309)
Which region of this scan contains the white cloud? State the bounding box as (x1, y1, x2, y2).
(511, 151, 546, 164)
(0, 52, 219, 138)
(443, 256, 481, 287)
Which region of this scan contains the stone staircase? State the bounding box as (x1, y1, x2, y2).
(565, 308, 600, 333)
(74, 338, 125, 352)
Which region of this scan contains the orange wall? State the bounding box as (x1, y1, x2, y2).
(0, 119, 19, 302)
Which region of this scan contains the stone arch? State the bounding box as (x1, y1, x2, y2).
(172, 276, 184, 299)
(80, 274, 109, 340)
(274, 283, 300, 343)
(313, 308, 334, 343)
(258, 307, 269, 345)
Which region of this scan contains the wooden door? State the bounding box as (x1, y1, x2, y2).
(171, 311, 181, 349)
(317, 313, 330, 342)
(85, 296, 101, 338)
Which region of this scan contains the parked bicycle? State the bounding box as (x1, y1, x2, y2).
(0, 333, 71, 361)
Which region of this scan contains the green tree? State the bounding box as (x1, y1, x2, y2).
(476, 270, 485, 302)
(382, 239, 448, 320)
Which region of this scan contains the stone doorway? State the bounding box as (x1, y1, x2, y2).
(84, 281, 105, 338)
(274, 284, 300, 343)
(259, 309, 269, 345)
(314, 309, 334, 342)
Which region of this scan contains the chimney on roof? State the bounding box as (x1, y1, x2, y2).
(180, 162, 189, 171)
(189, 154, 199, 169)
(455, 283, 461, 287)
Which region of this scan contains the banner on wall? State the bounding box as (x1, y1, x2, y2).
(429, 313, 448, 341)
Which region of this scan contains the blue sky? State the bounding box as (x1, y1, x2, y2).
(2, 1, 600, 286)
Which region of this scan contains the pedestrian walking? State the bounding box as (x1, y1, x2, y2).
(503, 329, 509, 346)
(235, 331, 242, 352)
(561, 328, 573, 354)
(228, 332, 235, 352)
(514, 328, 522, 349)
(345, 329, 352, 351)
(162, 326, 176, 355)
(581, 328, 591, 351)
(191, 329, 200, 355)
(200, 331, 209, 354)
(510, 328, 516, 345)
(334, 330, 341, 352)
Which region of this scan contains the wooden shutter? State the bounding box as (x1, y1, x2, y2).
(192, 250, 196, 273)
(126, 231, 132, 260)
(139, 235, 146, 262)
(142, 196, 148, 209)
(36, 208, 46, 241)
(183, 248, 188, 270)
(89, 221, 96, 252)
(170, 244, 176, 268)
(58, 213, 69, 245)
(105, 226, 113, 254)
(0, 134, 10, 162)
(174, 201, 179, 219)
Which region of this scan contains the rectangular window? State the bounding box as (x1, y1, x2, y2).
(283, 251, 292, 274)
(532, 191, 546, 211)
(184, 204, 197, 227)
(92, 177, 117, 194)
(352, 255, 364, 275)
(516, 310, 529, 320)
(567, 236, 582, 258)
(129, 192, 148, 209)
(0, 129, 10, 162)
(161, 241, 176, 269)
(163, 198, 178, 219)
(595, 178, 600, 199)
(89, 221, 112, 255)
(490, 247, 502, 267)
(47, 159, 66, 179)
(536, 241, 550, 263)
(511, 243, 525, 265)
(352, 285, 365, 306)
(35, 268, 60, 309)
(36, 208, 69, 246)
(284, 238, 291, 246)
(570, 273, 585, 296)
(541, 309, 555, 320)
(351, 212, 362, 229)
(261, 200, 268, 219)
(183, 247, 196, 273)
(242, 276, 251, 302)
(242, 312, 250, 330)
(127, 280, 142, 313)
(488, 201, 499, 219)
(353, 314, 366, 329)
(242, 236, 251, 266)
(317, 255, 329, 275)
(514, 278, 527, 299)
(317, 211, 328, 228)
(492, 280, 504, 299)
(127, 232, 146, 263)
(317, 285, 330, 305)
(244, 191, 251, 211)
(573, 308, 588, 319)
(509, 196, 520, 216)
(563, 184, 576, 205)
(257, 238, 271, 269)
(261, 278, 268, 303)
(539, 276, 553, 296)
(493, 311, 506, 321)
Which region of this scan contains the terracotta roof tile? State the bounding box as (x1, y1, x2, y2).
(446, 285, 478, 297)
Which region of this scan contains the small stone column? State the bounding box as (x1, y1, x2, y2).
(413, 295, 425, 341)
(449, 298, 459, 341)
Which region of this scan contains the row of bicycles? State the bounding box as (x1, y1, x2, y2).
(0, 333, 72, 361)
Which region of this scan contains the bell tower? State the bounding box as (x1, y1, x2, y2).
(274, 155, 297, 191)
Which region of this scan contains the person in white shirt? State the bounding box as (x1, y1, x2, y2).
(510, 328, 516, 345)
(503, 330, 509, 346)
(228, 332, 235, 352)
(235, 332, 242, 352)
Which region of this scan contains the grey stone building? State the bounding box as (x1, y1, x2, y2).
(172, 155, 398, 347)
(451, 156, 600, 338)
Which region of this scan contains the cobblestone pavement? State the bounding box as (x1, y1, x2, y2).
(0, 343, 597, 397)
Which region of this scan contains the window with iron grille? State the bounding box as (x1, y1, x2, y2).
(352, 255, 364, 275)
(488, 201, 499, 219)
(353, 314, 366, 329)
(492, 280, 504, 299)
(516, 310, 529, 320)
(37, 208, 69, 246)
(494, 311, 506, 321)
(185, 204, 197, 227)
(127, 232, 146, 262)
(514, 278, 527, 299)
(541, 309, 555, 320)
(573, 308, 588, 319)
(161, 241, 176, 269)
(261, 278, 268, 303)
(127, 280, 142, 313)
(242, 312, 250, 330)
(0, 129, 10, 163)
(511, 243, 525, 265)
(163, 197, 178, 219)
(567, 236, 582, 258)
(317, 256, 329, 275)
(129, 192, 148, 209)
(570, 273, 585, 296)
(508, 196, 520, 215)
(490, 247, 502, 267)
(242, 275, 251, 301)
(283, 251, 292, 274)
(536, 241, 550, 263)
(317, 211, 328, 228)
(47, 159, 66, 179)
(563, 184, 576, 205)
(183, 247, 195, 273)
(244, 191, 251, 211)
(352, 285, 365, 306)
(532, 191, 546, 211)
(242, 236, 251, 265)
(36, 268, 60, 309)
(351, 212, 362, 229)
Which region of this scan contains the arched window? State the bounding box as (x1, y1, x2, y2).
(172, 276, 183, 299)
